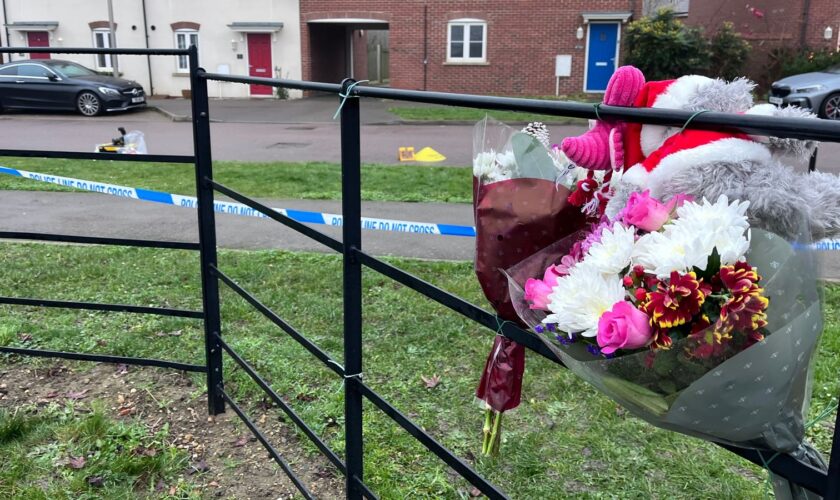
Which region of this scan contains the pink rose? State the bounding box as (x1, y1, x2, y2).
(596, 301, 653, 354)
(524, 265, 562, 310)
(622, 190, 671, 232)
(665, 193, 694, 213)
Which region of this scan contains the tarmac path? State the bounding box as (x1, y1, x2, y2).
(1, 190, 838, 281)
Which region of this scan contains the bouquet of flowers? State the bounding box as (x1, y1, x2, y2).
(506, 189, 826, 480)
(472, 117, 586, 455)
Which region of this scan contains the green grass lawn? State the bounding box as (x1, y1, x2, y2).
(389, 106, 589, 125)
(0, 158, 473, 204)
(1, 242, 837, 498)
(0, 404, 196, 498)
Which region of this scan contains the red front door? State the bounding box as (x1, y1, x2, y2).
(27, 31, 50, 59)
(247, 33, 272, 95)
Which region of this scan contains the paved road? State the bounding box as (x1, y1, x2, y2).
(1, 106, 839, 172)
(0, 108, 480, 165)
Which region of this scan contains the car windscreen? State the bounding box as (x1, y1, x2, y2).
(51, 62, 98, 78)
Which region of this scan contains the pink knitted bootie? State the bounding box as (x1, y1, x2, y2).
(561, 66, 645, 170)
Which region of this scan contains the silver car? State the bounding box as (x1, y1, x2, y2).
(769, 64, 840, 119)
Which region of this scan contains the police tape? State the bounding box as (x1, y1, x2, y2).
(3, 165, 840, 250)
(0, 165, 477, 237)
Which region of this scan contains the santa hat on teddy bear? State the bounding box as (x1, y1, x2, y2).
(620, 72, 772, 197)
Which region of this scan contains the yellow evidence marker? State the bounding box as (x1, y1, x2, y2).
(413, 147, 446, 162)
(398, 147, 416, 161)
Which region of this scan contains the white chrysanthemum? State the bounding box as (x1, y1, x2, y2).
(473, 150, 498, 178)
(543, 263, 626, 337)
(496, 150, 517, 172)
(631, 195, 752, 277)
(631, 225, 711, 279)
(583, 222, 637, 275)
(473, 149, 517, 182)
(670, 195, 751, 265)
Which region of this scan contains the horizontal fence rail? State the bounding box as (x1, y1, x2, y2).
(0, 149, 195, 164)
(0, 231, 199, 250)
(198, 72, 840, 142)
(0, 346, 205, 373)
(0, 47, 189, 56)
(0, 296, 203, 319)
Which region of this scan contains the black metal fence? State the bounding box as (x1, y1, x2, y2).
(1, 46, 839, 499)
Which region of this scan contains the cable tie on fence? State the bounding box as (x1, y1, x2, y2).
(593, 103, 602, 122)
(680, 109, 710, 134)
(494, 317, 515, 337)
(327, 359, 363, 380)
(333, 79, 370, 120)
(757, 449, 782, 499)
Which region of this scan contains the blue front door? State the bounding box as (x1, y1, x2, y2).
(586, 23, 619, 92)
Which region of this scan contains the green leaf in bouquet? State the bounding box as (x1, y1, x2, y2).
(510, 132, 557, 181)
(602, 375, 670, 417)
(652, 348, 679, 376)
(693, 247, 721, 282)
(657, 379, 678, 395)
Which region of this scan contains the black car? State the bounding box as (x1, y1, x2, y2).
(0, 59, 146, 116)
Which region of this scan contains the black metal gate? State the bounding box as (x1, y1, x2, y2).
(0, 46, 838, 499)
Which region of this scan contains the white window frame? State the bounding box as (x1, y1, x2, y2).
(92, 28, 112, 71)
(174, 29, 199, 73)
(447, 19, 486, 63)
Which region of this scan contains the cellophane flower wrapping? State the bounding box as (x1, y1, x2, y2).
(506, 197, 826, 469)
(473, 116, 585, 414)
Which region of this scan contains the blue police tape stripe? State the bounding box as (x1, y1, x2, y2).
(136, 188, 174, 205)
(286, 209, 326, 225)
(6, 165, 836, 247)
(0, 165, 478, 237)
(0, 166, 22, 177)
(438, 224, 477, 238)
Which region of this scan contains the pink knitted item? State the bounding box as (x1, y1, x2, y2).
(561, 66, 644, 170)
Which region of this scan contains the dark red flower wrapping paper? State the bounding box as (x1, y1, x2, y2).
(473, 176, 585, 412)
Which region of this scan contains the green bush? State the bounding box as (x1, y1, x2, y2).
(625, 9, 711, 80)
(709, 22, 751, 80)
(779, 48, 840, 78)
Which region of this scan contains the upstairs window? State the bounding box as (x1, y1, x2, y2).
(92, 29, 112, 70)
(448, 19, 486, 62)
(175, 30, 199, 72)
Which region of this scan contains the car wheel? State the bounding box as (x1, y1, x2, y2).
(819, 93, 840, 120)
(77, 91, 101, 117)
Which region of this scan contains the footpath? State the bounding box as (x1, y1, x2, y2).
(2, 190, 839, 281)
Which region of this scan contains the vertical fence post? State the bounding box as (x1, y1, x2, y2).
(189, 44, 225, 415)
(340, 78, 364, 499)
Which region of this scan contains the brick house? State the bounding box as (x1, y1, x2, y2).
(300, 1, 643, 96)
(0, 0, 303, 98)
(685, 0, 840, 87)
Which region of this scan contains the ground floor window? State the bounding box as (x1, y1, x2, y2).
(92, 29, 112, 70)
(447, 19, 486, 62)
(175, 30, 198, 72)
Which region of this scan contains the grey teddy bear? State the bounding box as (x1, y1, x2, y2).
(584, 70, 840, 243)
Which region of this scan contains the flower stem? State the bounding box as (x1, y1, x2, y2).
(481, 407, 493, 455)
(488, 411, 503, 456)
